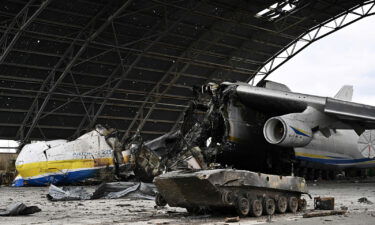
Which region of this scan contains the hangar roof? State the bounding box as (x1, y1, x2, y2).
(0, 0, 373, 143)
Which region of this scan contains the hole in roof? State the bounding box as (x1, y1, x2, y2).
(255, 0, 299, 21)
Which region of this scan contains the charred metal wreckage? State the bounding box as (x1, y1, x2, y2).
(125, 80, 375, 182)
(125, 81, 296, 182)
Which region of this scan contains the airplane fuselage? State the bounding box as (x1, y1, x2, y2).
(217, 96, 375, 173)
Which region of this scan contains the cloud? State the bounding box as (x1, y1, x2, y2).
(268, 16, 375, 105)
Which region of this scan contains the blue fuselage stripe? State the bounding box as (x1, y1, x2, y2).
(15, 168, 100, 186)
(296, 156, 375, 165)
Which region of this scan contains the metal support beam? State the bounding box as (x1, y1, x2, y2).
(0, 0, 51, 64)
(248, 1, 375, 85)
(18, 0, 134, 145)
(15, 2, 114, 142)
(73, 21, 164, 137)
(77, 0, 207, 141)
(122, 5, 243, 141)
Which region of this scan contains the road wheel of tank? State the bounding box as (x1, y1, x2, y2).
(249, 199, 263, 217)
(263, 198, 275, 215)
(235, 197, 250, 217)
(298, 198, 307, 211)
(155, 193, 167, 207)
(222, 191, 235, 205)
(287, 196, 298, 213)
(276, 196, 287, 213)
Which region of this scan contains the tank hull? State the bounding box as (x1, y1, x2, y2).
(154, 169, 308, 216)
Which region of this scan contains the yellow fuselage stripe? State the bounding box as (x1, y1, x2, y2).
(295, 152, 333, 159)
(16, 158, 114, 178)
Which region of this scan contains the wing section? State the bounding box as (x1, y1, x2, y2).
(232, 83, 375, 131)
(234, 83, 325, 113)
(325, 98, 375, 129)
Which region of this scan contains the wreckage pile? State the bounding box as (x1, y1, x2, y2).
(123, 82, 294, 182)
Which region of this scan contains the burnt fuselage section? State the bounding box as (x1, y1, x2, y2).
(195, 83, 295, 175)
(126, 82, 295, 182)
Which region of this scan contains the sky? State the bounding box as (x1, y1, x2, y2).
(268, 16, 375, 105)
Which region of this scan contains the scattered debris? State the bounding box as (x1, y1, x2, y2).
(116, 204, 132, 207)
(358, 197, 373, 204)
(0, 202, 41, 216)
(225, 216, 240, 223)
(92, 182, 156, 200)
(314, 197, 335, 210)
(303, 210, 347, 218)
(340, 206, 348, 210)
(47, 185, 92, 201)
(47, 182, 156, 201)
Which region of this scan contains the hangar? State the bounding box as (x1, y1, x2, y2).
(1, 0, 374, 146)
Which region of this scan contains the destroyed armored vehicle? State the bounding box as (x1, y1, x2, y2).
(154, 169, 308, 217)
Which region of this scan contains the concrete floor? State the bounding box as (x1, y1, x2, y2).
(0, 181, 374, 225)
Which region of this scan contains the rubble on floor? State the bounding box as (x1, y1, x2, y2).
(358, 197, 373, 205)
(0, 202, 41, 216)
(47, 182, 156, 201)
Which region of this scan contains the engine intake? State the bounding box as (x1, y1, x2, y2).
(263, 116, 312, 147)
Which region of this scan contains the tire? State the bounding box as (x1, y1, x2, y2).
(249, 199, 263, 217)
(222, 191, 235, 205)
(298, 198, 307, 211)
(288, 196, 298, 213)
(263, 198, 275, 215)
(276, 196, 287, 213)
(235, 197, 250, 217)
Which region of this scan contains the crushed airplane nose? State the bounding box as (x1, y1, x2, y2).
(14, 124, 128, 186)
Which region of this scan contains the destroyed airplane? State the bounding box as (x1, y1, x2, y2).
(14, 81, 375, 186)
(13, 125, 127, 186)
(126, 81, 375, 181)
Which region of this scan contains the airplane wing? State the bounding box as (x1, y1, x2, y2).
(324, 98, 375, 129)
(234, 83, 375, 130)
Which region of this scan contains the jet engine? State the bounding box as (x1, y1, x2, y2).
(263, 116, 313, 147)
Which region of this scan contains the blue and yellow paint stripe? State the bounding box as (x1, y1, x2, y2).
(295, 152, 375, 165)
(290, 126, 311, 137)
(14, 158, 114, 186)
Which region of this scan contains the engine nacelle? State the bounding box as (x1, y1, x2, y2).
(263, 116, 313, 147)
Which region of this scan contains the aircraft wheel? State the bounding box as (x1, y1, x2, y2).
(249, 199, 263, 217)
(276, 196, 287, 213)
(155, 193, 167, 207)
(263, 198, 275, 215)
(235, 197, 250, 217)
(288, 196, 298, 213)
